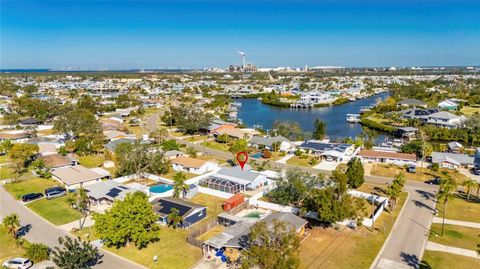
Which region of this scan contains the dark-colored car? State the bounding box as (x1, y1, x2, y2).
(425, 177, 442, 185)
(21, 193, 43, 202)
(226, 159, 237, 167)
(44, 186, 66, 200)
(474, 165, 480, 175)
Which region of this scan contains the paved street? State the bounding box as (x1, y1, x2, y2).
(371, 178, 438, 269)
(0, 186, 145, 269)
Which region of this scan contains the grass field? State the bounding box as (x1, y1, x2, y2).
(161, 168, 197, 180)
(460, 106, 480, 116)
(0, 166, 14, 180)
(186, 135, 210, 142)
(78, 155, 105, 168)
(0, 225, 25, 264)
(200, 141, 229, 152)
(4, 177, 59, 199)
(436, 194, 480, 223)
(196, 225, 225, 241)
(126, 125, 145, 138)
(0, 155, 10, 164)
(286, 156, 315, 167)
(429, 223, 480, 250)
(189, 193, 225, 225)
(369, 164, 469, 183)
(420, 251, 480, 269)
(27, 193, 79, 225)
(299, 192, 408, 269)
(106, 227, 202, 269)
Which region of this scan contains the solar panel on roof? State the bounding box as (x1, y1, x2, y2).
(156, 200, 191, 217)
(118, 186, 128, 190)
(106, 191, 119, 198)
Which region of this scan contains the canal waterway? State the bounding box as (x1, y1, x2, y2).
(237, 92, 390, 140)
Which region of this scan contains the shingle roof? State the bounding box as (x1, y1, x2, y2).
(398, 99, 427, 106)
(52, 165, 104, 186)
(84, 181, 136, 201)
(171, 156, 209, 169)
(213, 165, 261, 185)
(249, 136, 289, 147)
(104, 138, 136, 152)
(358, 150, 416, 161)
(431, 152, 474, 165)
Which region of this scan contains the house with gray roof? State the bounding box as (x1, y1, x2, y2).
(84, 180, 138, 206)
(431, 152, 474, 169)
(248, 135, 293, 151)
(200, 165, 267, 193)
(104, 138, 136, 153)
(397, 99, 427, 108)
(425, 111, 465, 129)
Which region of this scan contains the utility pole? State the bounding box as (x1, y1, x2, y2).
(371, 192, 376, 232)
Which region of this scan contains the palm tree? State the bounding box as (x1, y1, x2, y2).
(2, 213, 20, 238)
(437, 176, 457, 236)
(167, 208, 183, 229)
(462, 179, 478, 201)
(173, 172, 189, 199)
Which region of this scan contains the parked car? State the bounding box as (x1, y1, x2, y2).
(425, 177, 442, 185)
(407, 165, 416, 173)
(44, 186, 66, 199)
(226, 159, 237, 167)
(474, 165, 480, 175)
(2, 258, 33, 269)
(21, 192, 43, 202)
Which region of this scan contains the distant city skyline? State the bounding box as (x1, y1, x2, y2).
(1, 0, 479, 69)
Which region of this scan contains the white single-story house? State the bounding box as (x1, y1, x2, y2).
(171, 156, 218, 175)
(248, 135, 293, 152)
(357, 149, 417, 166)
(299, 141, 355, 161)
(431, 152, 474, 170)
(84, 180, 138, 206)
(51, 165, 111, 190)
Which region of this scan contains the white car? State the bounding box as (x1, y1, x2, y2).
(2, 258, 33, 269)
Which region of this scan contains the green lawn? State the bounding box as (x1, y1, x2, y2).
(189, 193, 225, 225)
(186, 135, 210, 142)
(436, 194, 480, 223)
(3, 177, 59, 199)
(369, 164, 469, 183)
(27, 193, 79, 225)
(0, 166, 14, 180)
(0, 225, 25, 264)
(460, 106, 480, 116)
(106, 227, 202, 269)
(200, 141, 229, 152)
(78, 155, 105, 168)
(0, 155, 10, 164)
(300, 192, 408, 269)
(286, 156, 314, 167)
(429, 223, 480, 250)
(420, 251, 480, 269)
(161, 168, 197, 180)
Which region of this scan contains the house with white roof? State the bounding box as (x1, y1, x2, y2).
(425, 111, 465, 129)
(248, 135, 293, 152)
(438, 99, 459, 111)
(171, 156, 218, 175)
(200, 165, 267, 193)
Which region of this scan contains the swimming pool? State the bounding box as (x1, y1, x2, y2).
(149, 184, 173, 193)
(251, 153, 263, 159)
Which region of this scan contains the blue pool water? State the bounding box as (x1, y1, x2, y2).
(149, 184, 173, 193)
(251, 153, 263, 158)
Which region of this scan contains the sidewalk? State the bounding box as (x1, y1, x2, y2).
(426, 241, 480, 259)
(432, 217, 480, 228)
(59, 216, 94, 231)
(276, 154, 293, 164)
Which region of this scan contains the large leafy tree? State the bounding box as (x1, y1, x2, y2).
(2, 213, 20, 238)
(168, 105, 211, 134)
(4, 96, 62, 124)
(150, 128, 169, 144)
(465, 113, 480, 146)
(51, 236, 100, 269)
(271, 120, 304, 141)
(346, 158, 365, 189)
(93, 192, 160, 248)
(228, 139, 248, 158)
(8, 143, 39, 181)
(312, 119, 326, 140)
(437, 176, 457, 236)
(173, 172, 189, 198)
(115, 141, 169, 178)
(241, 220, 300, 269)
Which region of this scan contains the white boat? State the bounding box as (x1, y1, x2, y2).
(346, 114, 361, 123)
(232, 101, 242, 107)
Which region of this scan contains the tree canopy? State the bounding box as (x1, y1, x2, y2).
(271, 120, 304, 141)
(51, 236, 100, 269)
(115, 141, 170, 177)
(345, 158, 365, 188)
(93, 192, 160, 248)
(312, 119, 326, 140)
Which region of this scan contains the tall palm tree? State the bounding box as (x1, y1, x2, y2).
(173, 172, 189, 199)
(167, 208, 183, 229)
(2, 213, 20, 238)
(462, 179, 478, 201)
(437, 176, 457, 236)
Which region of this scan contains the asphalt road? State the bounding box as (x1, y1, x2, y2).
(0, 186, 145, 269)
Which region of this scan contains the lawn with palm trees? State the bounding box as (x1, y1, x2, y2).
(0, 224, 25, 264)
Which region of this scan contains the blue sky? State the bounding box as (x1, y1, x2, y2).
(1, 0, 479, 69)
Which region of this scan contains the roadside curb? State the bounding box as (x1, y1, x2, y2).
(369, 190, 411, 269)
(419, 196, 437, 262)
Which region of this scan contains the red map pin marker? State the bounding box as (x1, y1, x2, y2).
(236, 151, 248, 170)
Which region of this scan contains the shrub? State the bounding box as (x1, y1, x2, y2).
(262, 150, 272, 159)
(25, 242, 50, 262)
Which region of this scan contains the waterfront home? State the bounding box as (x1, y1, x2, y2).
(394, 127, 418, 140)
(299, 141, 355, 161)
(431, 152, 474, 170)
(51, 165, 111, 190)
(300, 90, 336, 104)
(425, 111, 465, 129)
(171, 156, 218, 175)
(397, 99, 427, 108)
(357, 149, 416, 166)
(200, 165, 267, 193)
(212, 127, 248, 140)
(438, 99, 459, 111)
(248, 135, 293, 152)
(19, 117, 42, 126)
(151, 197, 206, 228)
(400, 108, 439, 121)
(447, 141, 464, 153)
(203, 212, 307, 262)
